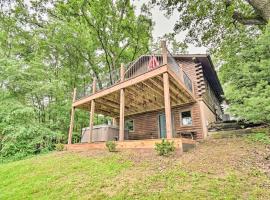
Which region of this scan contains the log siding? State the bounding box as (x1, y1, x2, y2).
(125, 102, 204, 140)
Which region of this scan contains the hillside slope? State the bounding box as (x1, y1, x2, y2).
(0, 137, 270, 200)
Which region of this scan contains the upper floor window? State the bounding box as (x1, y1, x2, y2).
(125, 119, 134, 132)
(181, 111, 192, 126)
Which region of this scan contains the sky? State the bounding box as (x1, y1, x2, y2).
(132, 0, 207, 54)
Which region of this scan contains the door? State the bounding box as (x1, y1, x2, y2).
(159, 113, 175, 138)
(159, 114, 167, 138)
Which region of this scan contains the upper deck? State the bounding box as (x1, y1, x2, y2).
(72, 46, 196, 117)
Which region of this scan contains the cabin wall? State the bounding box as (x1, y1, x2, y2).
(201, 101, 217, 126)
(173, 103, 203, 138)
(176, 58, 222, 121)
(202, 79, 223, 120)
(124, 102, 204, 140)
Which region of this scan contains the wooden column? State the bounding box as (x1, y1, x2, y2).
(119, 63, 125, 141)
(88, 78, 96, 143)
(68, 88, 77, 145)
(161, 40, 168, 65)
(112, 118, 117, 126)
(198, 100, 208, 138)
(163, 72, 173, 139)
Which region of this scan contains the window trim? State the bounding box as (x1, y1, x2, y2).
(125, 119, 135, 132)
(180, 109, 193, 127)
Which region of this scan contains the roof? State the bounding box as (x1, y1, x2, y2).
(173, 54, 224, 99)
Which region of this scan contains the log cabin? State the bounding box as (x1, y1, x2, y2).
(67, 41, 223, 149)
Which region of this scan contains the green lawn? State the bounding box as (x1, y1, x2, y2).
(1, 137, 270, 200)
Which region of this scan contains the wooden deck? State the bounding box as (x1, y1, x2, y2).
(67, 41, 198, 145)
(65, 138, 196, 152)
(73, 65, 195, 117)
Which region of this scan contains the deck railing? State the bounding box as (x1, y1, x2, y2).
(96, 68, 120, 92)
(167, 50, 181, 76)
(75, 45, 194, 100)
(76, 83, 93, 100)
(167, 48, 193, 93)
(183, 71, 193, 92)
(124, 54, 164, 80)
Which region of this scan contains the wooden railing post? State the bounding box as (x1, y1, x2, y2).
(89, 78, 96, 143)
(161, 40, 167, 65)
(68, 88, 77, 145)
(163, 73, 173, 139)
(120, 63, 125, 81)
(119, 63, 125, 141)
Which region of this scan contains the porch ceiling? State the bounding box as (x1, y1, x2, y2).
(76, 72, 195, 118)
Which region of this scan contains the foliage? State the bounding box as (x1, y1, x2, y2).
(0, 0, 152, 160)
(55, 143, 65, 151)
(247, 132, 270, 145)
(152, 0, 264, 50)
(219, 23, 270, 124)
(106, 141, 117, 152)
(0, 90, 61, 160)
(155, 139, 175, 156)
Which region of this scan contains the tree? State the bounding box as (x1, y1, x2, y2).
(0, 0, 153, 160)
(219, 23, 270, 124)
(152, 0, 268, 49)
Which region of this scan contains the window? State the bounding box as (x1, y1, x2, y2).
(181, 111, 192, 126)
(125, 119, 134, 132)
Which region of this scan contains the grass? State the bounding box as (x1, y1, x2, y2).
(0, 137, 270, 200)
(0, 153, 131, 199)
(247, 132, 270, 144)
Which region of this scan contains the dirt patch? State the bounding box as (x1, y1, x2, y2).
(180, 138, 270, 177)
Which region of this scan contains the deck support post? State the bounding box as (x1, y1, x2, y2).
(163, 72, 173, 139)
(161, 41, 172, 139)
(68, 88, 77, 145)
(89, 78, 96, 143)
(119, 63, 125, 141)
(112, 118, 117, 126)
(161, 40, 167, 64)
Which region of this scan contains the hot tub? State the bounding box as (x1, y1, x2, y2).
(81, 125, 128, 143)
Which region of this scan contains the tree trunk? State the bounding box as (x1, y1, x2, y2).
(248, 0, 270, 22)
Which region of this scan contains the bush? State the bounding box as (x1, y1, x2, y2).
(106, 141, 117, 152)
(155, 139, 176, 156)
(0, 125, 58, 159)
(55, 143, 65, 151)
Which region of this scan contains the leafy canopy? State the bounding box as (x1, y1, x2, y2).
(0, 0, 153, 160)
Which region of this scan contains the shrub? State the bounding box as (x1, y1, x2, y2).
(55, 143, 65, 151)
(155, 139, 176, 156)
(0, 125, 58, 159)
(106, 141, 117, 152)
